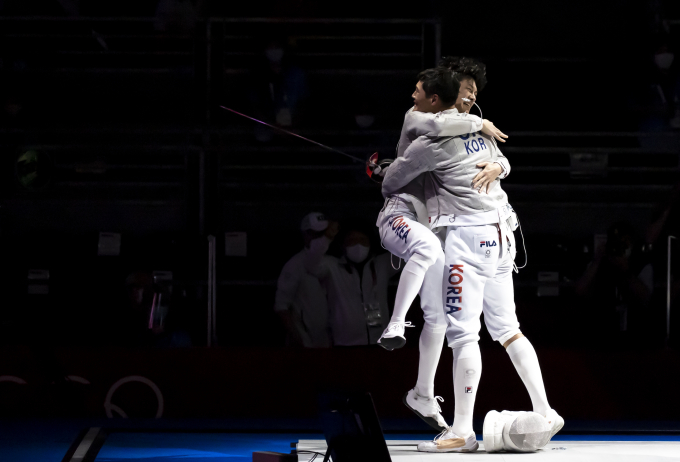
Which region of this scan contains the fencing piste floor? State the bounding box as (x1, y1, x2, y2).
(298, 436, 680, 461)
(2, 419, 680, 462)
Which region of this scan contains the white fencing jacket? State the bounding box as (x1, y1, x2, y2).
(384, 107, 485, 212)
(382, 108, 511, 227)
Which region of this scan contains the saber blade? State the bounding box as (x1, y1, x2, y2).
(220, 106, 364, 164)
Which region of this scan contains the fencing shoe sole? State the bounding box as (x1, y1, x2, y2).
(378, 336, 406, 351)
(418, 430, 479, 453)
(403, 390, 447, 431)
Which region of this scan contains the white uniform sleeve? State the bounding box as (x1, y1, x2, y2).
(397, 108, 483, 159)
(382, 136, 440, 195)
(405, 109, 483, 139)
(274, 259, 301, 313)
(491, 138, 511, 179)
(396, 109, 415, 158)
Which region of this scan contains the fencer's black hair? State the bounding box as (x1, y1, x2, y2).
(438, 56, 488, 91)
(417, 67, 460, 105)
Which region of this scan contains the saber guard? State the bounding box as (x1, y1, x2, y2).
(366, 152, 393, 183)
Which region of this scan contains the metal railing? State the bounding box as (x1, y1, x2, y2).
(668, 235, 676, 345)
(207, 235, 217, 347)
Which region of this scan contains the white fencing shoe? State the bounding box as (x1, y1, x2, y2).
(403, 388, 448, 431)
(377, 321, 413, 351)
(417, 428, 478, 453)
(483, 410, 551, 453)
(545, 409, 564, 439)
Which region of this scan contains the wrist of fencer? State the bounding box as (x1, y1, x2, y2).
(493, 161, 506, 178)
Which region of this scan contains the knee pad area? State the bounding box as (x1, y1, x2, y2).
(498, 330, 522, 347)
(411, 235, 443, 269)
(451, 342, 481, 361)
(409, 250, 437, 272)
(422, 321, 447, 334)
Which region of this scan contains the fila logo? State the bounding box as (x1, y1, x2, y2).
(480, 240, 497, 248)
(465, 386, 473, 393)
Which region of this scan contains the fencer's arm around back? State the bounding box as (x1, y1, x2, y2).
(403, 107, 483, 141)
(382, 136, 440, 195)
(492, 138, 511, 179)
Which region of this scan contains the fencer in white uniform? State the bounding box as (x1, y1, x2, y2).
(374, 67, 509, 431)
(383, 59, 563, 453)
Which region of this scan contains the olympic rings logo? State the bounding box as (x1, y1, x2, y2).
(0, 374, 164, 418)
(104, 375, 164, 418)
(0, 375, 27, 385)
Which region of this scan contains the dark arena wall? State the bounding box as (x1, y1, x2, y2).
(1, 346, 678, 422)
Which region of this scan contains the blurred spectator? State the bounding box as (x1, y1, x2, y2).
(646, 181, 680, 343)
(274, 212, 333, 348)
(110, 271, 191, 347)
(248, 38, 308, 141)
(647, 181, 680, 247)
(1, 73, 27, 126)
(110, 271, 155, 346)
(655, 42, 680, 128)
(55, 0, 80, 16)
(646, 0, 666, 37)
(306, 227, 400, 346)
(154, 0, 201, 34)
(2, 93, 23, 121)
(643, 39, 680, 130)
(149, 272, 193, 347)
(575, 222, 653, 336)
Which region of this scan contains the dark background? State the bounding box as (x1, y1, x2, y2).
(1, 0, 679, 427)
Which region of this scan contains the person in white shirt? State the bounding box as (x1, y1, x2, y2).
(274, 212, 333, 348)
(306, 227, 400, 346)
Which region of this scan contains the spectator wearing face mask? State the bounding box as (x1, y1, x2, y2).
(575, 222, 653, 340)
(651, 41, 680, 128)
(306, 227, 401, 346)
(248, 37, 309, 142)
(274, 212, 333, 348)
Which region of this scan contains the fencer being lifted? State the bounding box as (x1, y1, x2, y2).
(373, 57, 563, 453)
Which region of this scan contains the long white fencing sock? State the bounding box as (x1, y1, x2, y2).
(506, 336, 550, 416)
(450, 343, 482, 437)
(415, 326, 446, 398)
(389, 256, 429, 324)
